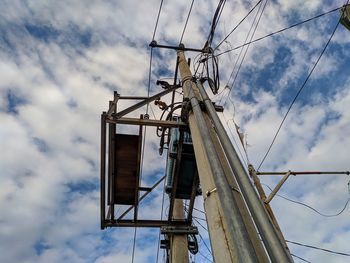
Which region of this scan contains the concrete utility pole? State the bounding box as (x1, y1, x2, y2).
(176, 50, 293, 262)
(170, 200, 189, 263)
(177, 50, 271, 263)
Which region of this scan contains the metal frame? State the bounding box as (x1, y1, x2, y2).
(100, 91, 195, 230)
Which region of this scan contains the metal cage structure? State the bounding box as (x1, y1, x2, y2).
(100, 90, 199, 231)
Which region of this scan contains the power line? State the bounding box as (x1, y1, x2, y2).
(152, 0, 165, 41)
(198, 251, 213, 263)
(215, 4, 347, 57)
(214, 0, 263, 50)
(179, 0, 195, 44)
(197, 229, 213, 257)
(286, 240, 350, 257)
(279, 195, 350, 218)
(222, 0, 269, 108)
(192, 216, 208, 232)
(206, 0, 227, 47)
(218, 1, 262, 105)
(257, 12, 343, 171)
(291, 253, 311, 263)
(131, 227, 138, 263)
(262, 183, 350, 217)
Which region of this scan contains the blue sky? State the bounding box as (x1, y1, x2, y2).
(1, 0, 350, 262)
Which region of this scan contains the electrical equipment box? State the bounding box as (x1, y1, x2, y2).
(165, 118, 199, 199)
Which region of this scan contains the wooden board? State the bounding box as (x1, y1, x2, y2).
(114, 134, 140, 205)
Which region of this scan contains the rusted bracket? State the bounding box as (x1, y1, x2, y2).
(264, 171, 292, 204)
(114, 84, 181, 118)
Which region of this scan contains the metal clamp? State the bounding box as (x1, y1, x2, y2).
(205, 187, 217, 198)
(160, 226, 198, 235)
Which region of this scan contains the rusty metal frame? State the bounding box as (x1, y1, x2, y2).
(104, 219, 190, 228)
(100, 91, 197, 229)
(118, 175, 167, 220)
(112, 84, 181, 119)
(107, 117, 186, 128)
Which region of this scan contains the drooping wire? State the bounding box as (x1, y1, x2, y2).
(215, 4, 348, 57)
(179, 0, 195, 44)
(286, 240, 350, 257)
(256, 9, 344, 171)
(291, 253, 311, 263)
(214, 0, 263, 50)
(262, 183, 350, 217)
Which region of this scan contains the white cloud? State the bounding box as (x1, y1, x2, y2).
(1, 0, 350, 262)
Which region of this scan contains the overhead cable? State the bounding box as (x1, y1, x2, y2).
(257, 12, 343, 170)
(221, 0, 268, 108)
(179, 0, 195, 44)
(214, 0, 263, 50)
(291, 253, 311, 263)
(131, 227, 138, 263)
(287, 240, 350, 257)
(206, 0, 227, 47)
(215, 4, 348, 57)
(152, 0, 165, 41)
(262, 183, 350, 217)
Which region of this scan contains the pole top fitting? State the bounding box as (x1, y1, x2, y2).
(149, 40, 157, 47)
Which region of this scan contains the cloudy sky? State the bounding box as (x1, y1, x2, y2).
(1, 0, 350, 262)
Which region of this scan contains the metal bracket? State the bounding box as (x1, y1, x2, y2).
(205, 187, 217, 198)
(161, 226, 198, 235)
(264, 171, 292, 204)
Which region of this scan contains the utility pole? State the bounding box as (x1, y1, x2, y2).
(176, 49, 294, 262)
(177, 50, 273, 263)
(170, 200, 189, 263)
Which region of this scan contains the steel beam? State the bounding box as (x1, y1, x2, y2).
(115, 84, 180, 118)
(265, 171, 292, 204)
(100, 113, 107, 229)
(108, 117, 187, 128)
(104, 219, 190, 228)
(117, 175, 166, 220)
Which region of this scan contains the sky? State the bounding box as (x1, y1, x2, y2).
(1, 0, 350, 262)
